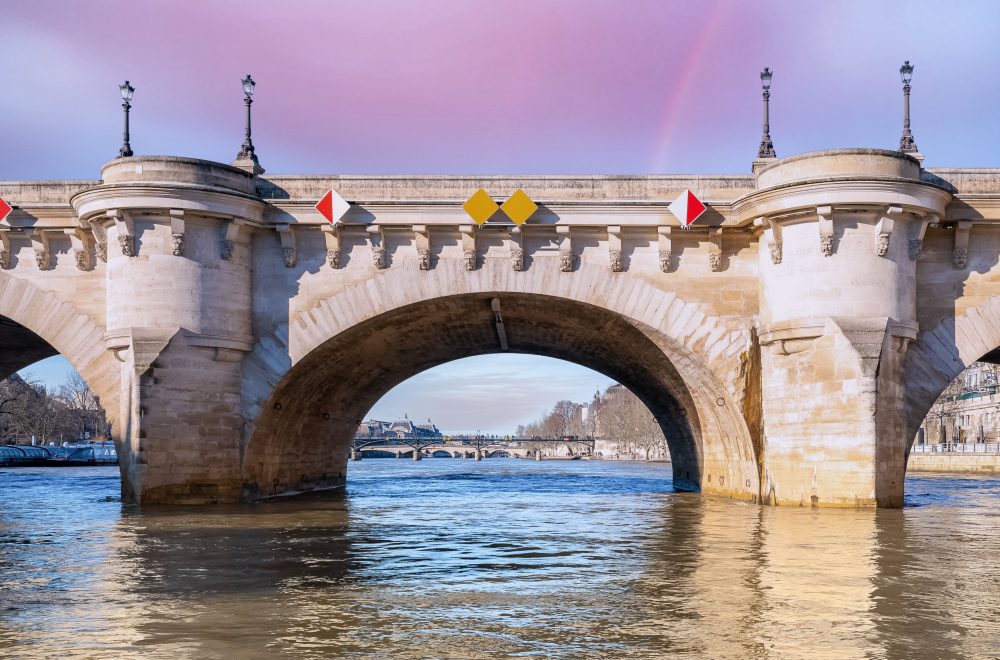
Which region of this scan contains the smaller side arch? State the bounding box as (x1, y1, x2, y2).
(0, 274, 120, 420)
(904, 294, 1000, 446)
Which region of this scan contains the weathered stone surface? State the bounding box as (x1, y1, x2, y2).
(0, 149, 997, 508)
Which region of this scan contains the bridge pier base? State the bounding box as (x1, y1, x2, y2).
(412, 449, 422, 461)
(474, 449, 482, 461)
(758, 319, 914, 507)
(351, 450, 362, 461)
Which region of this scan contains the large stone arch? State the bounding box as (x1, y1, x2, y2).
(0, 273, 121, 433)
(240, 261, 760, 502)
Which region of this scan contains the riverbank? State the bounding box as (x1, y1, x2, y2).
(907, 452, 1000, 474)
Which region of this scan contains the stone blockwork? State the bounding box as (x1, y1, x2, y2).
(1, 149, 999, 508)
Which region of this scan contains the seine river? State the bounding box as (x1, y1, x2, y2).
(1, 460, 998, 659)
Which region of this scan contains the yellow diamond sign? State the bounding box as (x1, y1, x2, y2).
(463, 188, 500, 225)
(501, 189, 538, 225)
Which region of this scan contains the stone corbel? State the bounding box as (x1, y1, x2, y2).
(953, 220, 972, 269)
(221, 218, 244, 261)
(367, 225, 386, 269)
(608, 225, 622, 272)
(557, 225, 572, 272)
(322, 224, 342, 268)
(889, 320, 920, 355)
(106, 328, 174, 376)
(108, 209, 135, 257)
(909, 213, 937, 260)
(817, 206, 834, 256)
(874, 206, 901, 257)
(460, 225, 477, 271)
(276, 224, 296, 268)
(657, 226, 672, 272)
(29, 230, 51, 270)
(169, 209, 186, 257)
(89, 220, 108, 263)
(708, 227, 722, 272)
(0, 230, 11, 270)
(509, 226, 524, 271)
(754, 217, 782, 265)
(414, 225, 431, 271)
(64, 228, 93, 271)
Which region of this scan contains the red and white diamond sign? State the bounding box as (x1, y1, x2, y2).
(0, 196, 12, 224)
(315, 189, 351, 224)
(668, 189, 707, 228)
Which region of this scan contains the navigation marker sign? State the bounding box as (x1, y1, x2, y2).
(316, 189, 351, 224)
(0, 196, 11, 224)
(669, 189, 707, 228)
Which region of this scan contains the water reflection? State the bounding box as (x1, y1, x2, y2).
(0, 463, 998, 658)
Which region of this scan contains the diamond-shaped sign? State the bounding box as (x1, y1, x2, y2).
(463, 188, 500, 225)
(315, 189, 351, 224)
(500, 189, 537, 225)
(669, 189, 707, 228)
(0, 196, 11, 224)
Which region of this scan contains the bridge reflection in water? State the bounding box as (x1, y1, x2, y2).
(0, 460, 997, 658)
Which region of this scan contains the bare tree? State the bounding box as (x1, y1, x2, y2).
(6, 379, 68, 445)
(0, 375, 37, 441)
(927, 376, 966, 443)
(596, 385, 667, 460)
(61, 372, 106, 440)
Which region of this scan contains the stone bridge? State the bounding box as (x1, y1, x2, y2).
(2, 148, 999, 507)
(353, 444, 526, 460)
(351, 437, 594, 460)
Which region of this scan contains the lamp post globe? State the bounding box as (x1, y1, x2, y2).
(242, 74, 255, 99)
(899, 60, 914, 85)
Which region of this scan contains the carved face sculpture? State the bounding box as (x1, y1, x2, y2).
(511, 249, 524, 271)
(559, 250, 572, 272)
(327, 249, 341, 269)
(658, 250, 671, 272)
(609, 249, 622, 272)
(372, 247, 386, 269)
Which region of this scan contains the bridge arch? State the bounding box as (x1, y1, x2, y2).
(240, 261, 760, 502)
(0, 274, 119, 419)
(905, 293, 1000, 444)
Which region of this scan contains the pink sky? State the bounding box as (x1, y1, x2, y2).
(3, 0, 999, 180)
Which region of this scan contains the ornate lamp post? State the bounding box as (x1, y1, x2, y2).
(236, 74, 259, 164)
(118, 80, 134, 158)
(898, 60, 917, 153)
(757, 67, 776, 159)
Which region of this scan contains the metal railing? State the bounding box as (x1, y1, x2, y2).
(912, 442, 1000, 454)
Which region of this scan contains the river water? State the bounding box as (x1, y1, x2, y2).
(0, 460, 998, 659)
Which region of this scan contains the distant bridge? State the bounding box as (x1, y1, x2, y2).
(350, 436, 595, 460)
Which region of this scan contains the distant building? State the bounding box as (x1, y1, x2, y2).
(919, 362, 1000, 444)
(358, 414, 442, 440)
